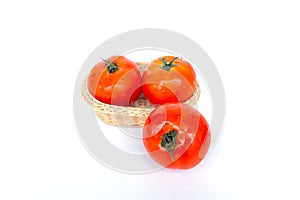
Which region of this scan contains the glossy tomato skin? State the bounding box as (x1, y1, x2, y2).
(142, 56, 196, 105)
(143, 103, 210, 169)
(88, 56, 142, 106)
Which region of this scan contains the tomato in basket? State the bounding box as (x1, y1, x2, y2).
(88, 56, 142, 106)
(143, 103, 210, 169)
(142, 56, 196, 104)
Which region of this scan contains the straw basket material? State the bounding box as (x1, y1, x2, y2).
(81, 62, 200, 126)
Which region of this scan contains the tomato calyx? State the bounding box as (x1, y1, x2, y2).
(160, 57, 179, 71)
(160, 130, 179, 160)
(102, 58, 118, 74)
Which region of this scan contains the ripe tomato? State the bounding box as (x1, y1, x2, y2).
(142, 56, 196, 104)
(143, 103, 210, 169)
(88, 56, 142, 106)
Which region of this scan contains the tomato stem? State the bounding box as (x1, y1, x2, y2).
(160, 57, 179, 71)
(102, 58, 118, 73)
(161, 130, 179, 160)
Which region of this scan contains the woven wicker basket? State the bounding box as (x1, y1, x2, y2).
(81, 62, 200, 126)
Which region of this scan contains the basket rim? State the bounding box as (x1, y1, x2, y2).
(81, 77, 200, 112)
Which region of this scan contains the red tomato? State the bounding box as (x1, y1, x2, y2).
(143, 103, 210, 169)
(142, 56, 196, 104)
(88, 56, 142, 106)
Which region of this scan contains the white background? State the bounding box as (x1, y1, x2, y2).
(0, 0, 299, 199)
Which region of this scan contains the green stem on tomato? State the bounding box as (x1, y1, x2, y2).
(101, 58, 118, 73)
(160, 57, 179, 71)
(161, 130, 179, 160)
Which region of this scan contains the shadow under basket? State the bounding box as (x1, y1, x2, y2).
(81, 62, 200, 127)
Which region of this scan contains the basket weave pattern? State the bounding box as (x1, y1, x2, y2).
(81, 62, 200, 126)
